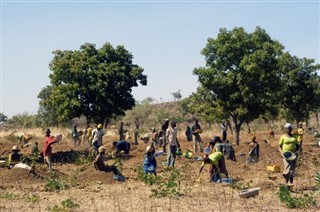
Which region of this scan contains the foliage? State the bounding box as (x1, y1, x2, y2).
(137, 166, 186, 199)
(171, 90, 182, 101)
(39, 42, 147, 124)
(1, 191, 19, 200)
(229, 180, 252, 190)
(44, 173, 69, 191)
(6, 112, 40, 128)
(193, 26, 286, 144)
(316, 172, 320, 189)
(23, 193, 40, 203)
(37, 86, 60, 127)
(279, 53, 320, 125)
(278, 185, 316, 208)
(46, 198, 80, 212)
(123, 99, 153, 130)
(0, 112, 8, 122)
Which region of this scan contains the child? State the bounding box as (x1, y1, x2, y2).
(144, 145, 157, 176)
(247, 136, 260, 163)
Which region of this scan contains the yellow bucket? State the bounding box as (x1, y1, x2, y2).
(267, 165, 280, 173)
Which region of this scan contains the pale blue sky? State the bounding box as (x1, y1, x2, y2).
(1, 1, 319, 117)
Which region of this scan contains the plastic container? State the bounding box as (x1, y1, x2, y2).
(267, 165, 280, 173)
(221, 178, 233, 183)
(204, 148, 210, 154)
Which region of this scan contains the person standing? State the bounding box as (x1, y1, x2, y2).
(72, 125, 80, 147)
(92, 124, 104, 155)
(185, 126, 193, 142)
(43, 128, 57, 173)
(192, 120, 203, 152)
(119, 122, 126, 141)
(296, 122, 304, 155)
(279, 123, 299, 185)
(247, 136, 260, 163)
(221, 123, 228, 142)
(144, 145, 157, 176)
(159, 118, 170, 153)
(166, 121, 180, 167)
(86, 125, 93, 147)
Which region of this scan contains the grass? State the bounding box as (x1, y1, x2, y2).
(45, 198, 80, 212)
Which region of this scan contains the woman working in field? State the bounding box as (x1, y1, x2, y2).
(279, 123, 299, 185)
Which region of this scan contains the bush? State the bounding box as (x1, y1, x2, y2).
(44, 173, 69, 192)
(279, 185, 316, 208)
(46, 198, 80, 212)
(137, 166, 186, 199)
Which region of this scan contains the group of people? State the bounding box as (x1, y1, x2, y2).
(5, 119, 305, 187)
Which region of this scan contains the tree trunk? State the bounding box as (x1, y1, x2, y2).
(316, 112, 319, 128)
(246, 121, 251, 134)
(226, 120, 233, 135)
(232, 115, 243, 145)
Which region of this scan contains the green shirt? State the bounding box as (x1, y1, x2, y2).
(279, 134, 298, 153)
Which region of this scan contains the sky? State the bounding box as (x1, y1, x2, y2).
(0, 0, 319, 118)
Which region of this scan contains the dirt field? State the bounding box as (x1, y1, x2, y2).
(0, 128, 320, 211)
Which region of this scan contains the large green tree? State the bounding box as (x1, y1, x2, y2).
(39, 42, 147, 124)
(279, 53, 320, 126)
(193, 26, 284, 145)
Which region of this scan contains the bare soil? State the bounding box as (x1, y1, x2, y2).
(0, 129, 320, 211)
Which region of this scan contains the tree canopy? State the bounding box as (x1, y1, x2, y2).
(38, 42, 147, 124)
(193, 26, 284, 144)
(279, 53, 320, 126)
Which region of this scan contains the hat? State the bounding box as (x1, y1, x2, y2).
(98, 146, 106, 153)
(145, 146, 151, 153)
(165, 118, 169, 121)
(283, 151, 296, 161)
(97, 124, 103, 129)
(284, 123, 292, 129)
(298, 122, 303, 125)
(11, 146, 20, 151)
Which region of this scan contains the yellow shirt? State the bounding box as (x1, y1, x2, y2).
(296, 128, 304, 143)
(201, 152, 223, 166)
(279, 134, 298, 153)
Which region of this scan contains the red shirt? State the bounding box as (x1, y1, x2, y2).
(43, 136, 57, 157)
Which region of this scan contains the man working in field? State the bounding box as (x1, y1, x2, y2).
(192, 120, 203, 152)
(43, 128, 58, 173)
(112, 140, 131, 157)
(93, 146, 121, 175)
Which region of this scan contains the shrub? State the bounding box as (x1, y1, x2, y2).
(278, 185, 316, 208)
(46, 198, 80, 212)
(44, 173, 69, 192)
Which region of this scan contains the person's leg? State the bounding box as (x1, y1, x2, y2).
(193, 135, 198, 152)
(171, 146, 177, 167)
(197, 135, 203, 152)
(167, 146, 172, 166)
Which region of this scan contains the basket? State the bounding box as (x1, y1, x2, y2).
(239, 188, 260, 198)
(267, 165, 280, 173)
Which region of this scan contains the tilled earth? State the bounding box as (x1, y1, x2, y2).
(0, 130, 320, 211)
